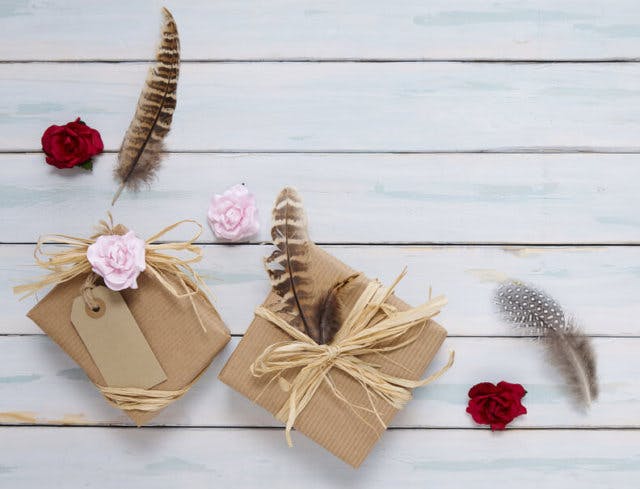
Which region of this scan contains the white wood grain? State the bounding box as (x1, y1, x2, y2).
(1, 154, 638, 244)
(0, 336, 636, 428)
(2, 2, 639, 486)
(5, 244, 640, 336)
(0, 427, 638, 488)
(2, 1, 640, 61)
(4, 63, 640, 152)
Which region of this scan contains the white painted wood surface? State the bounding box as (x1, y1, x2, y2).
(5, 245, 640, 336)
(2, 0, 640, 61)
(4, 63, 640, 152)
(1, 336, 637, 428)
(2, 428, 638, 489)
(1, 154, 638, 244)
(0, 1, 638, 487)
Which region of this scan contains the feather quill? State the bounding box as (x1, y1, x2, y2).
(494, 281, 598, 409)
(112, 7, 180, 205)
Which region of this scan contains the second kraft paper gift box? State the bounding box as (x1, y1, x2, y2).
(219, 187, 452, 467)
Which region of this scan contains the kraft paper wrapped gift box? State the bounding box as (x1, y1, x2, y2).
(19, 220, 231, 426)
(27, 270, 230, 426)
(219, 245, 448, 468)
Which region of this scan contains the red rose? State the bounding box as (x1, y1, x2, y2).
(41, 118, 103, 169)
(466, 381, 527, 430)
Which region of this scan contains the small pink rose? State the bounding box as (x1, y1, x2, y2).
(208, 184, 260, 241)
(86, 231, 146, 291)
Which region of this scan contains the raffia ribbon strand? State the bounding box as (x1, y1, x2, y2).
(13, 215, 211, 331)
(251, 269, 455, 447)
(95, 361, 210, 419)
(98, 384, 190, 413)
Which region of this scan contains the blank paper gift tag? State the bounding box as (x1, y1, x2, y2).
(70, 286, 167, 389)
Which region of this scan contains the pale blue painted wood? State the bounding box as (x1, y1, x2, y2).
(1, 1, 638, 487)
(3, 63, 640, 152)
(0, 427, 637, 488)
(2, 0, 640, 61)
(4, 244, 640, 335)
(0, 154, 637, 244)
(0, 336, 636, 428)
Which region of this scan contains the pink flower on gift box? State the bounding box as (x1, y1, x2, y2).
(208, 184, 260, 241)
(87, 231, 146, 291)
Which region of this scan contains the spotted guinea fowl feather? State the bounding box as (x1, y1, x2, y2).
(495, 282, 565, 334)
(494, 281, 598, 409)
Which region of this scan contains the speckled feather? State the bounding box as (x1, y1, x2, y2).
(495, 282, 566, 335)
(494, 281, 598, 409)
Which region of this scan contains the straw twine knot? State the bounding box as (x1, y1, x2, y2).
(14, 215, 211, 333)
(323, 344, 342, 362)
(251, 269, 455, 447)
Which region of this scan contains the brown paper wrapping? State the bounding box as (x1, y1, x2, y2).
(219, 246, 447, 467)
(28, 271, 230, 425)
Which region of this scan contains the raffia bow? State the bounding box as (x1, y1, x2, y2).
(251, 269, 455, 446)
(13, 215, 208, 308)
(13, 216, 212, 415)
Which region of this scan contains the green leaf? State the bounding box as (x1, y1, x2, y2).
(78, 160, 93, 171)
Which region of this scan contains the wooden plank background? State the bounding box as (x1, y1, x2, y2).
(3, 0, 640, 61)
(1, 1, 638, 488)
(5, 63, 640, 152)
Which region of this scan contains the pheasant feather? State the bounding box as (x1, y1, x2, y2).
(265, 187, 319, 340)
(265, 187, 356, 344)
(318, 273, 359, 344)
(494, 281, 598, 409)
(112, 7, 179, 205)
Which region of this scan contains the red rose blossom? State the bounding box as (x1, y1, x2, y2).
(466, 381, 527, 430)
(41, 118, 103, 169)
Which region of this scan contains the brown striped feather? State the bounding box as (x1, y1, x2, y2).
(112, 7, 179, 205)
(264, 187, 322, 340)
(265, 188, 360, 344)
(318, 273, 359, 344)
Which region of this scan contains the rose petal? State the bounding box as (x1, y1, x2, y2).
(468, 382, 497, 398)
(497, 381, 527, 400)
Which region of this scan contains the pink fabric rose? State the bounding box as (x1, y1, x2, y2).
(208, 184, 260, 241)
(86, 231, 146, 291)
